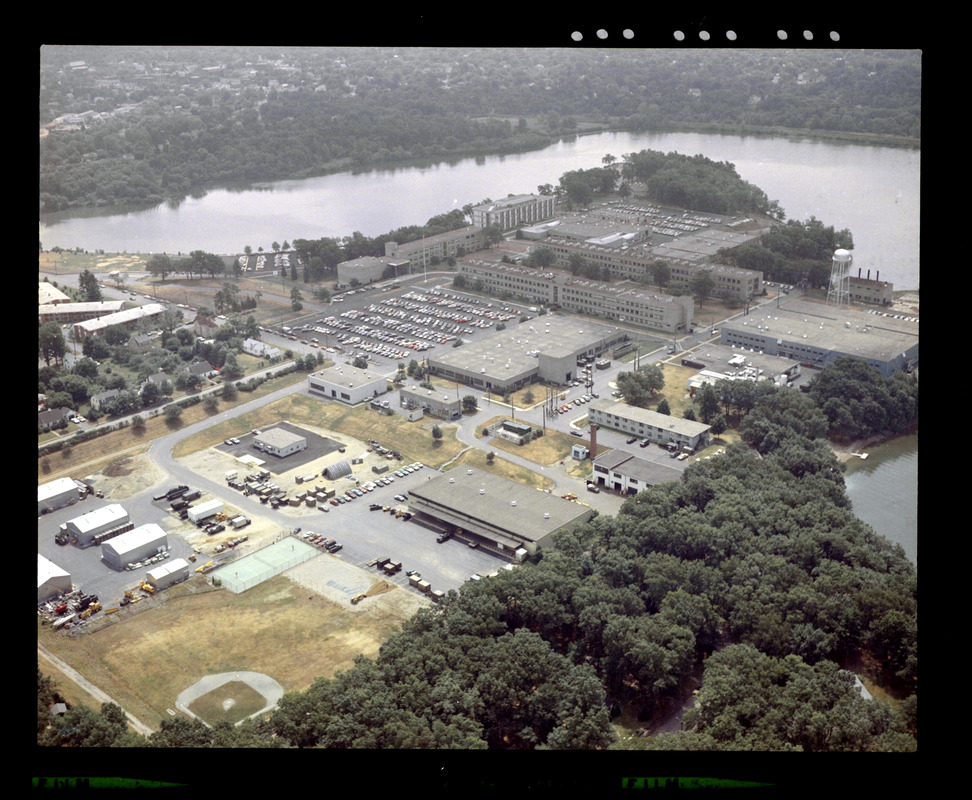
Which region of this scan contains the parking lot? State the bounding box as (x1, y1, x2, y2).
(262, 282, 535, 371)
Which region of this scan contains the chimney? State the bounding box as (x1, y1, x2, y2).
(589, 423, 598, 457)
(867, 270, 871, 280)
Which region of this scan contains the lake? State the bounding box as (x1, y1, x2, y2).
(39, 130, 920, 290)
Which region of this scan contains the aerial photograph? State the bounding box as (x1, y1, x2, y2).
(38, 33, 918, 791)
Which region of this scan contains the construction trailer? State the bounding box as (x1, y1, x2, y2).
(187, 499, 224, 525)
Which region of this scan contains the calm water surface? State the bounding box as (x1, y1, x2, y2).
(843, 434, 918, 565)
(39, 130, 919, 289)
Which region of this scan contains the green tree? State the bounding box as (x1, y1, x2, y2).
(290, 287, 303, 311)
(78, 269, 102, 301)
(690, 269, 716, 307)
(462, 395, 478, 413)
(146, 253, 174, 282)
(38, 322, 67, 367)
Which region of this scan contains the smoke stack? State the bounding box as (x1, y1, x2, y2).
(867, 270, 871, 280)
(858, 268, 862, 278)
(589, 424, 598, 457)
(876, 271, 880, 282)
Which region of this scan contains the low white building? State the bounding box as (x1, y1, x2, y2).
(254, 428, 307, 458)
(38, 554, 72, 602)
(308, 365, 388, 405)
(59, 504, 131, 547)
(38, 477, 83, 515)
(101, 523, 168, 571)
(72, 303, 166, 341)
(147, 557, 190, 590)
(590, 449, 683, 494)
(242, 338, 281, 359)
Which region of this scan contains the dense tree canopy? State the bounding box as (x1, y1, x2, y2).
(40, 47, 920, 211)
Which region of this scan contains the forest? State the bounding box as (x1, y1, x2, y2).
(39, 360, 918, 752)
(39, 47, 920, 211)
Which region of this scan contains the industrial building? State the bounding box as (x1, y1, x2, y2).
(513, 201, 769, 300)
(254, 429, 307, 458)
(679, 343, 804, 394)
(58, 504, 132, 548)
(457, 259, 695, 333)
(427, 315, 626, 394)
(718, 298, 919, 377)
(408, 468, 595, 558)
(307, 365, 388, 405)
(38, 554, 72, 602)
(147, 557, 190, 590)
(38, 477, 84, 515)
(591, 449, 683, 494)
(588, 399, 712, 452)
(101, 523, 168, 571)
(399, 386, 462, 420)
(336, 255, 410, 287)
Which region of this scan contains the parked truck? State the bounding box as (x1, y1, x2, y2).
(187, 499, 224, 525)
(229, 515, 251, 530)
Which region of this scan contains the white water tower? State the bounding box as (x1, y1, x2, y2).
(827, 248, 853, 309)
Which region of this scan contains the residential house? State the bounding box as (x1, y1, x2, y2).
(38, 407, 74, 431)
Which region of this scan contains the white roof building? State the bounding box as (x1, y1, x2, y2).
(101, 523, 168, 571)
(38, 477, 83, 515)
(38, 554, 72, 602)
(61, 504, 130, 546)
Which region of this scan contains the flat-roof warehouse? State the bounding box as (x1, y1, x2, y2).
(408, 468, 594, 557)
(427, 315, 626, 394)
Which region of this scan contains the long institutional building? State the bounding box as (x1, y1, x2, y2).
(719, 298, 919, 377)
(427, 314, 627, 393)
(458, 259, 694, 333)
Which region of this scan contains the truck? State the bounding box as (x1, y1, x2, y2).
(187, 499, 224, 525)
(229, 515, 251, 530)
(225, 470, 238, 482)
(154, 484, 189, 502)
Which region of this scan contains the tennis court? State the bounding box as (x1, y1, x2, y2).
(214, 537, 318, 594)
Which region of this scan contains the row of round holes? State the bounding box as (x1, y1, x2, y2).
(571, 30, 840, 42)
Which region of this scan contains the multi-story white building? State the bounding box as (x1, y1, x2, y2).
(470, 194, 558, 231)
(588, 398, 712, 452)
(384, 226, 487, 271)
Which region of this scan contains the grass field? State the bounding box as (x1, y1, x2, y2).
(187, 681, 268, 726)
(172, 393, 467, 468)
(37, 572, 421, 730)
(445, 447, 556, 491)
